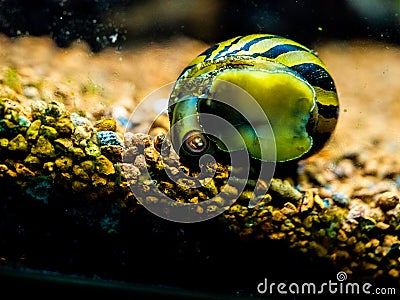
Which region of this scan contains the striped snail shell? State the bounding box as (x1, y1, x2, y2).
(168, 34, 339, 165)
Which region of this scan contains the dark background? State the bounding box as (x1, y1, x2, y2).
(0, 0, 399, 51)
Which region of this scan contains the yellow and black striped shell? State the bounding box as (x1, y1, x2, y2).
(168, 34, 339, 164)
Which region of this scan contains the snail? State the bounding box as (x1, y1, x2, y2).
(168, 34, 339, 170)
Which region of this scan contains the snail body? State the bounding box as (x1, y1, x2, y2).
(168, 34, 339, 165)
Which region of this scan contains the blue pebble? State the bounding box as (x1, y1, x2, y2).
(18, 115, 31, 127)
(322, 198, 331, 208)
(116, 116, 135, 129)
(97, 131, 123, 146)
(332, 192, 349, 206)
(70, 112, 91, 127)
(396, 176, 400, 189)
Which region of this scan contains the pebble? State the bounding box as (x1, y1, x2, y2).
(281, 202, 298, 215)
(300, 189, 314, 212)
(322, 198, 332, 208)
(55, 116, 73, 136)
(23, 86, 40, 98)
(39, 125, 58, 140)
(94, 118, 117, 132)
(26, 119, 41, 140)
(314, 194, 327, 209)
(269, 178, 302, 202)
(8, 134, 28, 152)
(15, 163, 35, 176)
(96, 155, 115, 176)
(97, 131, 123, 147)
(376, 191, 399, 211)
(18, 115, 31, 128)
(334, 159, 355, 178)
(70, 112, 92, 127)
(120, 163, 141, 179)
(124, 132, 152, 150)
(332, 192, 350, 206)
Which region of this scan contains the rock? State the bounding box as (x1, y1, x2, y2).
(55, 157, 73, 172)
(97, 131, 123, 146)
(55, 115, 73, 136)
(31, 135, 55, 158)
(332, 192, 350, 207)
(8, 134, 28, 152)
(94, 118, 117, 132)
(39, 125, 58, 140)
(96, 155, 115, 175)
(376, 192, 399, 211)
(269, 178, 302, 202)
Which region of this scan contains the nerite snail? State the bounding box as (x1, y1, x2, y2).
(168, 34, 339, 169)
